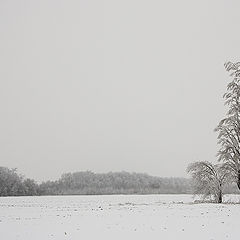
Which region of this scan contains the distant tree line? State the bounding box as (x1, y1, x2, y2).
(40, 171, 192, 195)
(0, 167, 40, 196)
(0, 166, 193, 196)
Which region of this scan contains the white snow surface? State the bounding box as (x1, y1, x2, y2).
(0, 194, 239, 240)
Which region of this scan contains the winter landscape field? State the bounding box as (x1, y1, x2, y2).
(0, 194, 239, 240)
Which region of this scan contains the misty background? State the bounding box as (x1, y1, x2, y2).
(0, 0, 240, 182)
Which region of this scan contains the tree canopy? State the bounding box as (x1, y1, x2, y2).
(215, 61, 240, 190)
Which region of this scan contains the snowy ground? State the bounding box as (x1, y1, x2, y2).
(0, 194, 239, 240)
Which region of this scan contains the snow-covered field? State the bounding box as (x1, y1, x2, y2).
(0, 194, 239, 240)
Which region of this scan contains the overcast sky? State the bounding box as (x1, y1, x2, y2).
(1, 0, 240, 182)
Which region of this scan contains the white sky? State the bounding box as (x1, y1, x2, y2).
(1, 0, 240, 182)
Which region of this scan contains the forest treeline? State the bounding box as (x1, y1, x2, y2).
(0, 167, 39, 196)
(0, 166, 239, 196)
(41, 171, 192, 195)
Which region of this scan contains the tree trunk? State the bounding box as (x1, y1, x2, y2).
(217, 184, 222, 203)
(237, 170, 240, 191)
(218, 191, 222, 203)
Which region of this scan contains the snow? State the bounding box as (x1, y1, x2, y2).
(0, 194, 239, 240)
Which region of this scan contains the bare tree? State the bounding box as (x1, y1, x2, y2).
(215, 61, 240, 190)
(187, 161, 230, 203)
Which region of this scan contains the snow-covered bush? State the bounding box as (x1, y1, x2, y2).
(187, 161, 231, 203)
